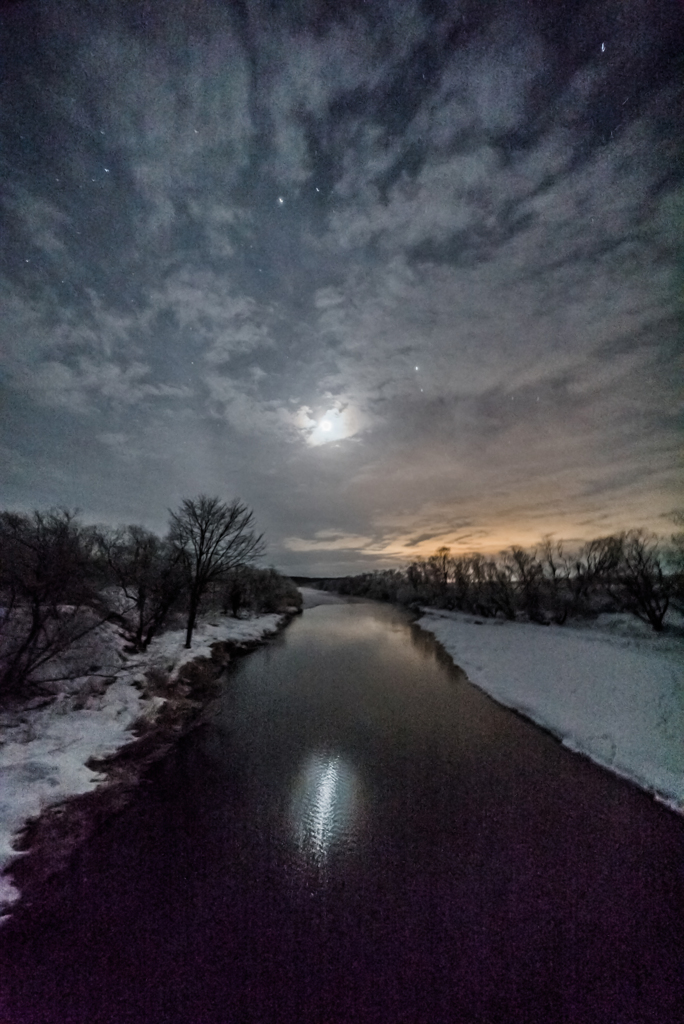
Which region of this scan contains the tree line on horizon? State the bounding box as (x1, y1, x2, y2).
(321, 525, 684, 633)
(0, 495, 302, 696)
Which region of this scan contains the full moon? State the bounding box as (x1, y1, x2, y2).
(305, 406, 359, 446)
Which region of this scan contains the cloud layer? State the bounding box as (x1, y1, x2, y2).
(1, 0, 682, 573)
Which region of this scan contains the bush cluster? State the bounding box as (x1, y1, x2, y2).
(324, 529, 684, 633)
(0, 497, 301, 696)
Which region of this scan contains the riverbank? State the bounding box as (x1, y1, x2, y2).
(0, 611, 293, 919)
(416, 609, 684, 814)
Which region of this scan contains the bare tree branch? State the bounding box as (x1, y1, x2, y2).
(168, 495, 265, 647)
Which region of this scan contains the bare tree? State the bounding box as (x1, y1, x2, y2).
(481, 557, 517, 620)
(97, 525, 185, 650)
(427, 546, 452, 595)
(506, 546, 546, 622)
(567, 535, 623, 618)
(169, 496, 265, 648)
(667, 512, 684, 615)
(449, 556, 473, 612)
(540, 537, 571, 624)
(0, 509, 106, 694)
(241, 566, 303, 614)
(615, 530, 670, 631)
(222, 565, 249, 618)
(464, 554, 488, 615)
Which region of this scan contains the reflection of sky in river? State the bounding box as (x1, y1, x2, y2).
(290, 751, 361, 882)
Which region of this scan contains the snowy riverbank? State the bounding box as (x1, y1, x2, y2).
(0, 612, 287, 918)
(417, 610, 684, 813)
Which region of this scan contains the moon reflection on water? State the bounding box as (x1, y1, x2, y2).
(289, 751, 362, 881)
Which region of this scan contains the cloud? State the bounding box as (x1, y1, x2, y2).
(304, 404, 366, 446)
(149, 270, 274, 363)
(202, 372, 311, 440)
(59, 16, 254, 237)
(311, 94, 679, 432)
(2, 188, 71, 258)
(0, 0, 681, 573)
(26, 358, 193, 413)
(283, 531, 377, 553)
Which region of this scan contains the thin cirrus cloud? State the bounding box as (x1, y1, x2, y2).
(0, 0, 681, 573)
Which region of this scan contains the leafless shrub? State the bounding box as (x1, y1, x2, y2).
(613, 530, 670, 632)
(0, 509, 106, 694)
(97, 525, 185, 651)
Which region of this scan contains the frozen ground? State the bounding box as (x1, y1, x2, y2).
(0, 613, 284, 918)
(417, 610, 684, 813)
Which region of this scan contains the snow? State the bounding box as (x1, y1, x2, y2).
(0, 613, 284, 918)
(141, 613, 284, 674)
(416, 610, 684, 813)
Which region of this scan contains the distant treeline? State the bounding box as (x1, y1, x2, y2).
(319, 526, 684, 633)
(0, 495, 302, 696)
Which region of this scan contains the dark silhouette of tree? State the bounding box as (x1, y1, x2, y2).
(668, 512, 684, 615)
(308, 528, 679, 633)
(222, 564, 250, 618)
(169, 495, 264, 648)
(506, 546, 546, 623)
(568, 535, 623, 617)
(540, 538, 571, 624)
(0, 509, 105, 693)
(240, 567, 303, 614)
(615, 530, 670, 631)
(427, 546, 452, 594)
(97, 525, 185, 651)
(479, 557, 516, 620)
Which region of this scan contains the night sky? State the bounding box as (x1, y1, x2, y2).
(1, 0, 682, 575)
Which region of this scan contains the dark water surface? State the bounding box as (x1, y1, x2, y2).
(2, 601, 683, 1023)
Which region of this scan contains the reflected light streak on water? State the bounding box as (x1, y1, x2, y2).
(289, 752, 361, 884)
(311, 758, 339, 850)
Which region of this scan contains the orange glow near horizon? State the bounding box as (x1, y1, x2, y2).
(284, 505, 672, 573)
(363, 516, 671, 566)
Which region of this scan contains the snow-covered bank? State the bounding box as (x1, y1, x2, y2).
(0, 613, 286, 918)
(417, 610, 684, 813)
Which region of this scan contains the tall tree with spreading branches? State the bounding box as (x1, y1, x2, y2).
(168, 495, 264, 648)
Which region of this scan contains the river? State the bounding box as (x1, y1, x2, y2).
(1, 599, 683, 1023)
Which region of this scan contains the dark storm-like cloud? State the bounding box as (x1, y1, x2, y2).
(1, 0, 682, 570)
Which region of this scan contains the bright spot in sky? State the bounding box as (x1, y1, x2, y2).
(305, 406, 359, 446)
(277, 196, 284, 204)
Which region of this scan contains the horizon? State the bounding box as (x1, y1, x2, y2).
(2, 0, 682, 577)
